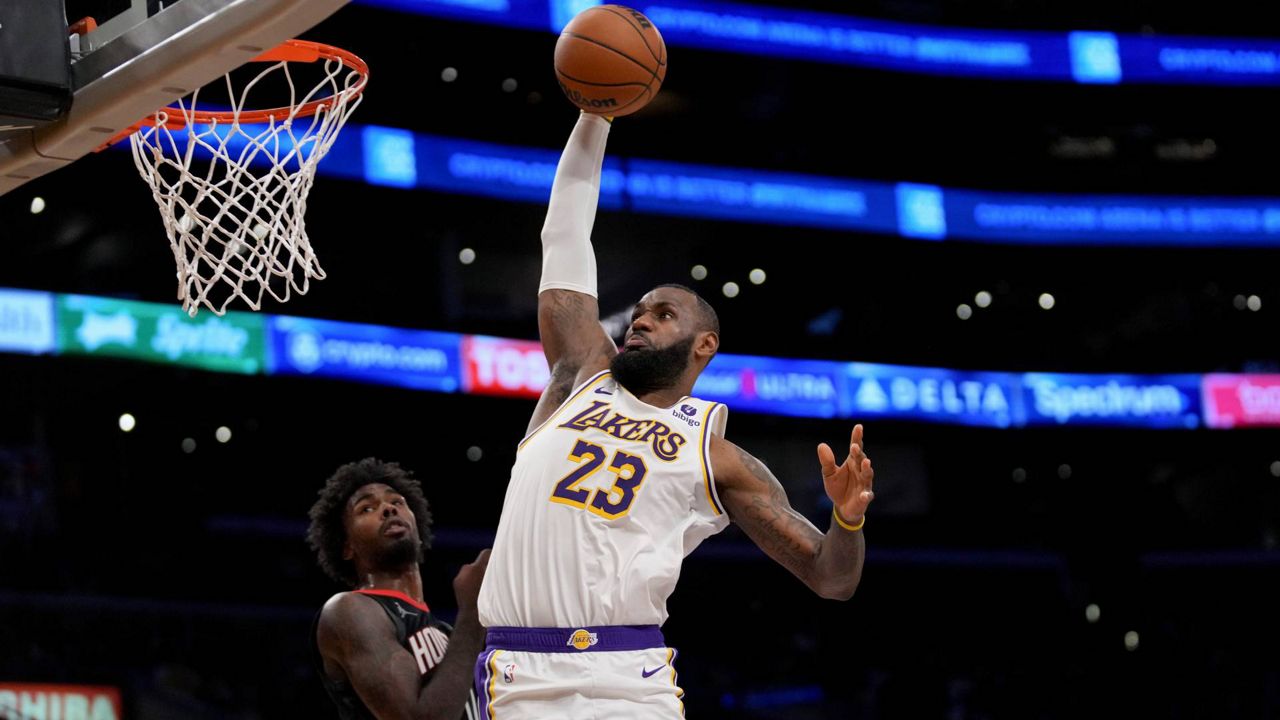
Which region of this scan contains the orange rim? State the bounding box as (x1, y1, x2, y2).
(101, 40, 367, 148)
(69, 16, 99, 35)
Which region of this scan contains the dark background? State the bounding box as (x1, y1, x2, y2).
(2, 0, 1279, 717)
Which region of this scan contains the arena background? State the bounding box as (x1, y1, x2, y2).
(2, 0, 1279, 717)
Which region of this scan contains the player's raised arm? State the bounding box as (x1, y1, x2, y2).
(710, 425, 876, 600)
(529, 113, 620, 430)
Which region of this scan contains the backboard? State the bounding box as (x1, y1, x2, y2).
(0, 0, 351, 196)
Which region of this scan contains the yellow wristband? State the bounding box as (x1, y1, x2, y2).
(833, 508, 865, 532)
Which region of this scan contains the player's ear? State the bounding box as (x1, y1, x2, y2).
(695, 330, 719, 361)
(342, 540, 354, 562)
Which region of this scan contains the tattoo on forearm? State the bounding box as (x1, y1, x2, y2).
(542, 290, 614, 363)
(543, 362, 577, 408)
(546, 291, 592, 328)
(731, 446, 821, 575)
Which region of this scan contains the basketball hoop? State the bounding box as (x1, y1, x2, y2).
(124, 40, 368, 316)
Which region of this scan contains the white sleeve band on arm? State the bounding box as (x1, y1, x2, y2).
(539, 113, 611, 298)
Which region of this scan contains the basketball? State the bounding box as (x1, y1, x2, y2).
(554, 5, 667, 117)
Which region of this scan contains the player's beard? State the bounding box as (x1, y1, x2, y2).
(610, 334, 695, 395)
(375, 535, 422, 570)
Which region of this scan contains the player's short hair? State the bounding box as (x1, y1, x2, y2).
(307, 458, 434, 586)
(654, 283, 720, 336)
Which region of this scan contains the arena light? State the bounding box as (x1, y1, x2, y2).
(1154, 138, 1217, 162)
(1049, 136, 1116, 160)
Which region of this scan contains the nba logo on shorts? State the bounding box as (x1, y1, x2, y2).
(503, 663, 517, 683)
(567, 629, 599, 650)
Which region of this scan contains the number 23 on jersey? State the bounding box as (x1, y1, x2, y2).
(549, 439, 648, 519)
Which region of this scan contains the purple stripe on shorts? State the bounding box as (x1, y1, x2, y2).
(486, 625, 664, 653)
(473, 648, 496, 720)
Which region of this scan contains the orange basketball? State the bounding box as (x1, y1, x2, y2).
(554, 5, 667, 117)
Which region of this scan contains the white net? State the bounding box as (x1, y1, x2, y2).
(129, 44, 365, 316)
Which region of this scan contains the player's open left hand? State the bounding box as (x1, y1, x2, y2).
(817, 424, 875, 525)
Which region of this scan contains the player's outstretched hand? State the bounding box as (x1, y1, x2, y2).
(817, 424, 875, 525)
(453, 548, 491, 612)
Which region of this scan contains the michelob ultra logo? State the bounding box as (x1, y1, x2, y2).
(567, 629, 599, 650)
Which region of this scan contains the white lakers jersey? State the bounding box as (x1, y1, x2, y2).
(479, 370, 730, 628)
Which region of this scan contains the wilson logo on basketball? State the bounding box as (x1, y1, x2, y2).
(557, 83, 618, 109)
(621, 6, 653, 29)
(567, 629, 599, 650)
(554, 5, 665, 117)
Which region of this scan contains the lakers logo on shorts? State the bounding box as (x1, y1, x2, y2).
(567, 629, 599, 650)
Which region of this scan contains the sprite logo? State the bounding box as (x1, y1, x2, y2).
(150, 314, 249, 360)
(58, 296, 266, 374)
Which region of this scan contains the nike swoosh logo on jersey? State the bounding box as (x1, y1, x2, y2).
(641, 666, 666, 678)
(595, 387, 613, 395)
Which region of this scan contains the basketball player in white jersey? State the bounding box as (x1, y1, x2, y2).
(474, 113, 875, 718)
